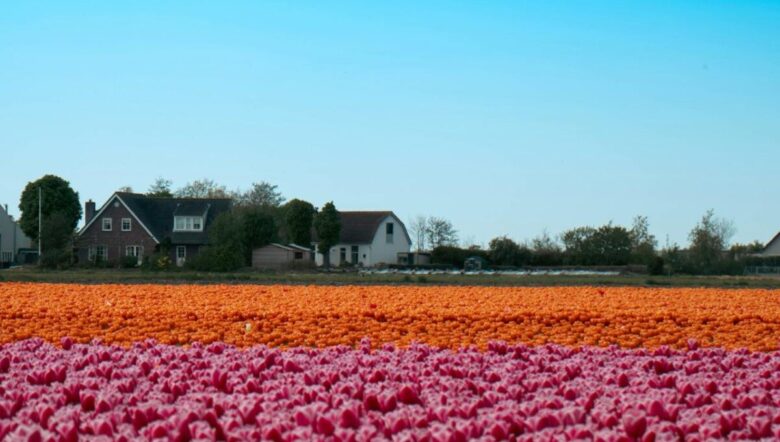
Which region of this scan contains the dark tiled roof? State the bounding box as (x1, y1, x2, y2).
(115, 192, 231, 244)
(313, 211, 410, 245)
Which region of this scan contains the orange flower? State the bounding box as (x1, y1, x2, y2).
(1, 283, 779, 350)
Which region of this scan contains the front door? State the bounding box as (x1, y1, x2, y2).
(176, 246, 186, 267)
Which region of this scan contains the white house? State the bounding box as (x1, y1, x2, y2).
(760, 232, 780, 257)
(0, 203, 32, 266)
(314, 211, 411, 267)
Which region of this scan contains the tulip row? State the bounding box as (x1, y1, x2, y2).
(2, 283, 780, 350)
(2, 339, 780, 441)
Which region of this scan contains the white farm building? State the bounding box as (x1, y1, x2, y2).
(314, 211, 411, 267)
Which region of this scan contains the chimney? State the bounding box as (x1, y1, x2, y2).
(85, 200, 96, 224)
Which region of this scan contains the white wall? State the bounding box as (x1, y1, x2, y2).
(0, 205, 32, 263)
(367, 215, 411, 265)
(316, 244, 371, 266)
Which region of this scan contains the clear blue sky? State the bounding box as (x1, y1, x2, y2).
(1, 1, 778, 247)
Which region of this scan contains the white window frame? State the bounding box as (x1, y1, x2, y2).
(125, 245, 142, 257)
(173, 216, 204, 232)
(121, 218, 132, 231)
(102, 218, 112, 231)
(89, 245, 108, 262)
(126, 245, 143, 264)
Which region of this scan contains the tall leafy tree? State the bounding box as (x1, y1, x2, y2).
(235, 182, 285, 208)
(238, 207, 277, 264)
(688, 209, 735, 273)
(147, 177, 173, 197)
(314, 202, 341, 268)
(590, 224, 632, 265)
(488, 236, 530, 267)
(561, 223, 631, 265)
(19, 175, 82, 243)
(561, 226, 597, 264)
(190, 212, 246, 272)
(629, 215, 657, 264)
(284, 199, 315, 247)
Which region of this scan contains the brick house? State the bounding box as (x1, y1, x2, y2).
(75, 192, 231, 266)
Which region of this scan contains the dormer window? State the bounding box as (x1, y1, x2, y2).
(174, 216, 204, 232)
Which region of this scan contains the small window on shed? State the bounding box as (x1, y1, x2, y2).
(386, 222, 394, 243)
(294, 251, 303, 260)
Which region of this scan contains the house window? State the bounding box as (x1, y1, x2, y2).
(351, 245, 359, 264)
(126, 245, 142, 257)
(102, 218, 112, 231)
(386, 222, 394, 243)
(339, 247, 346, 263)
(126, 245, 143, 264)
(294, 251, 303, 260)
(121, 218, 132, 231)
(173, 216, 204, 232)
(176, 246, 187, 259)
(89, 245, 108, 262)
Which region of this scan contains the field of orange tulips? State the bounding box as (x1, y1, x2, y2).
(1, 282, 779, 351)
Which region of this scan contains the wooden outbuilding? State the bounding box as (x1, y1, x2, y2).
(252, 243, 313, 269)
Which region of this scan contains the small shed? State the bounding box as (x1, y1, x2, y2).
(252, 243, 313, 269)
(397, 252, 432, 265)
(464, 256, 489, 271)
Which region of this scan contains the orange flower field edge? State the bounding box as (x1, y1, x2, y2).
(1, 283, 780, 351)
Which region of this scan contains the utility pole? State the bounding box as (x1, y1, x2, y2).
(38, 187, 42, 265)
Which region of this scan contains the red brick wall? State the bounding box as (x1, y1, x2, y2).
(75, 199, 158, 264)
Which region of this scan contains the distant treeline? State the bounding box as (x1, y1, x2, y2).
(429, 212, 764, 275)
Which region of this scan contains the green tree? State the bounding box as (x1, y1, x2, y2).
(234, 182, 285, 208)
(284, 199, 315, 247)
(238, 207, 277, 264)
(561, 223, 631, 265)
(314, 202, 341, 268)
(561, 226, 597, 264)
(19, 175, 82, 243)
(189, 212, 246, 271)
(39, 212, 76, 268)
(488, 236, 531, 267)
(147, 177, 173, 197)
(688, 209, 735, 274)
(629, 215, 657, 265)
(590, 224, 632, 265)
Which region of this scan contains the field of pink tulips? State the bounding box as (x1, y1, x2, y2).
(3, 338, 780, 441)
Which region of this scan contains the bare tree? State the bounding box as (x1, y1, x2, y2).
(174, 178, 230, 198)
(426, 217, 458, 249)
(408, 215, 428, 252)
(116, 186, 133, 193)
